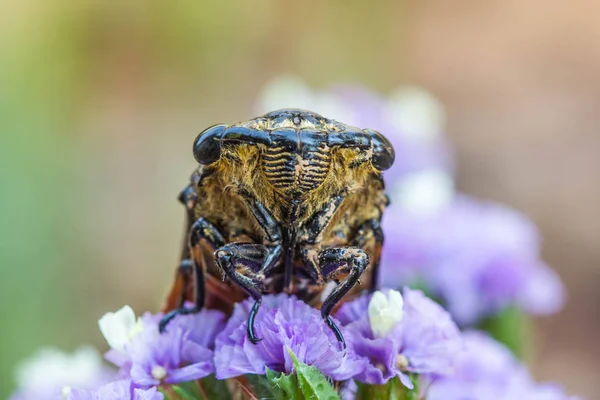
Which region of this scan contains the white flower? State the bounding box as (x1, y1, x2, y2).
(15, 346, 106, 395)
(98, 305, 142, 353)
(368, 290, 405, 338)
(390, 169, 455, 215)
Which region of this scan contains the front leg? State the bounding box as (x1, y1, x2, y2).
(298, 193, 346, 285)
(318, 247, 370, 347)
(220, 188, 283, 343)
(236, 188, 283, 277)
(215, 243, 270, 343)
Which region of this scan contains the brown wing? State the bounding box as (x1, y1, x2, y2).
(163, 266, 191, 312)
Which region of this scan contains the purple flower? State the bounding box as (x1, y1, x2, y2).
(103, 312, 161, 371)
(426, 331, 579, 400)
(65, 380, 163, 400)
(214, 293, 366, 381)
(379, 195, 565, 324)
(9, 346, 115, 400)
(335, 288, 462, 388)
(104, 307, 226, 386)
(255, 77, 454, 184)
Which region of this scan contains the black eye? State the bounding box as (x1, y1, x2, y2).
(193, 124, 226, 165)
(365, 129, 395, 171)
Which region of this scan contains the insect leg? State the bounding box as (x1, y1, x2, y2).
(228, 188, 284, 340)
(351, 218, 384, 292)
(298, 193, 347, 284)
(159, 217, 225, 333)
(318, 247, 370, 347)
(235, 188, 283, 277)
(214, 243, 270, 343)
(163, 183, 197, 312)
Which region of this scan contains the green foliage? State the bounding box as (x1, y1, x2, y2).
(171, 384, 198, 400)
(266, 367, 301, 400)
(479, 306, 532, 359)
(162, 377, 231, 400)
(246, 373, 281, 399)
(356, 376, 419, 400)
(246, 349, 339, 400)
(160, 374, 423, 400)
(198, 375, 232, 400)
(289, 350, 340, 400)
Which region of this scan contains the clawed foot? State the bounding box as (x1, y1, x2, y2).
(247, 297, 263, 344)
(324, 315, 346, 349)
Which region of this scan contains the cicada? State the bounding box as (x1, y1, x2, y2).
(161, 109, 394, 345)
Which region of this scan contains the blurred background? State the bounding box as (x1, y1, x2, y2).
(1, 1, 598, 398)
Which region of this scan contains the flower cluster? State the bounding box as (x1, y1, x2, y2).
(426, 331, 579, 400)
(10, 291, 579, 399)
(379, 195, 565, 325)
(101, 305, 225, 386)
(10, 305, 228, 400)
(336, 288, 462, 388)
(96, 290, 460, 390)
(214, 293, 365, 381)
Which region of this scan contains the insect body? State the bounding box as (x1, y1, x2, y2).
(161, 109, 394, 345)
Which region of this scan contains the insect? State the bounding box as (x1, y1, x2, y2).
(160, 109, 394, 346)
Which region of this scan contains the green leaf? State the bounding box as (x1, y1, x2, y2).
(403, 375, 420, 400)
(246, 369, 302, 400)
(197, 375, 232, 400)
(172, 384, 198, 400)
(289, 349, 340, 400)
(267, 367, 301, 399)
(246, 350, 341, 400)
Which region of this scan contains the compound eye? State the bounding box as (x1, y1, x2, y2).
(366, 129, 395, 171)
(193, 124, 227, 165)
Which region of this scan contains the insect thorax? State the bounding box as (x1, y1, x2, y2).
(224, 109, 375, 201)
(243, 110, 344, 199)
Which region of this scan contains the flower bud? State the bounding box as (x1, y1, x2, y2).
(98, 305, 142, 353)
(368, 290, 404, 338)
